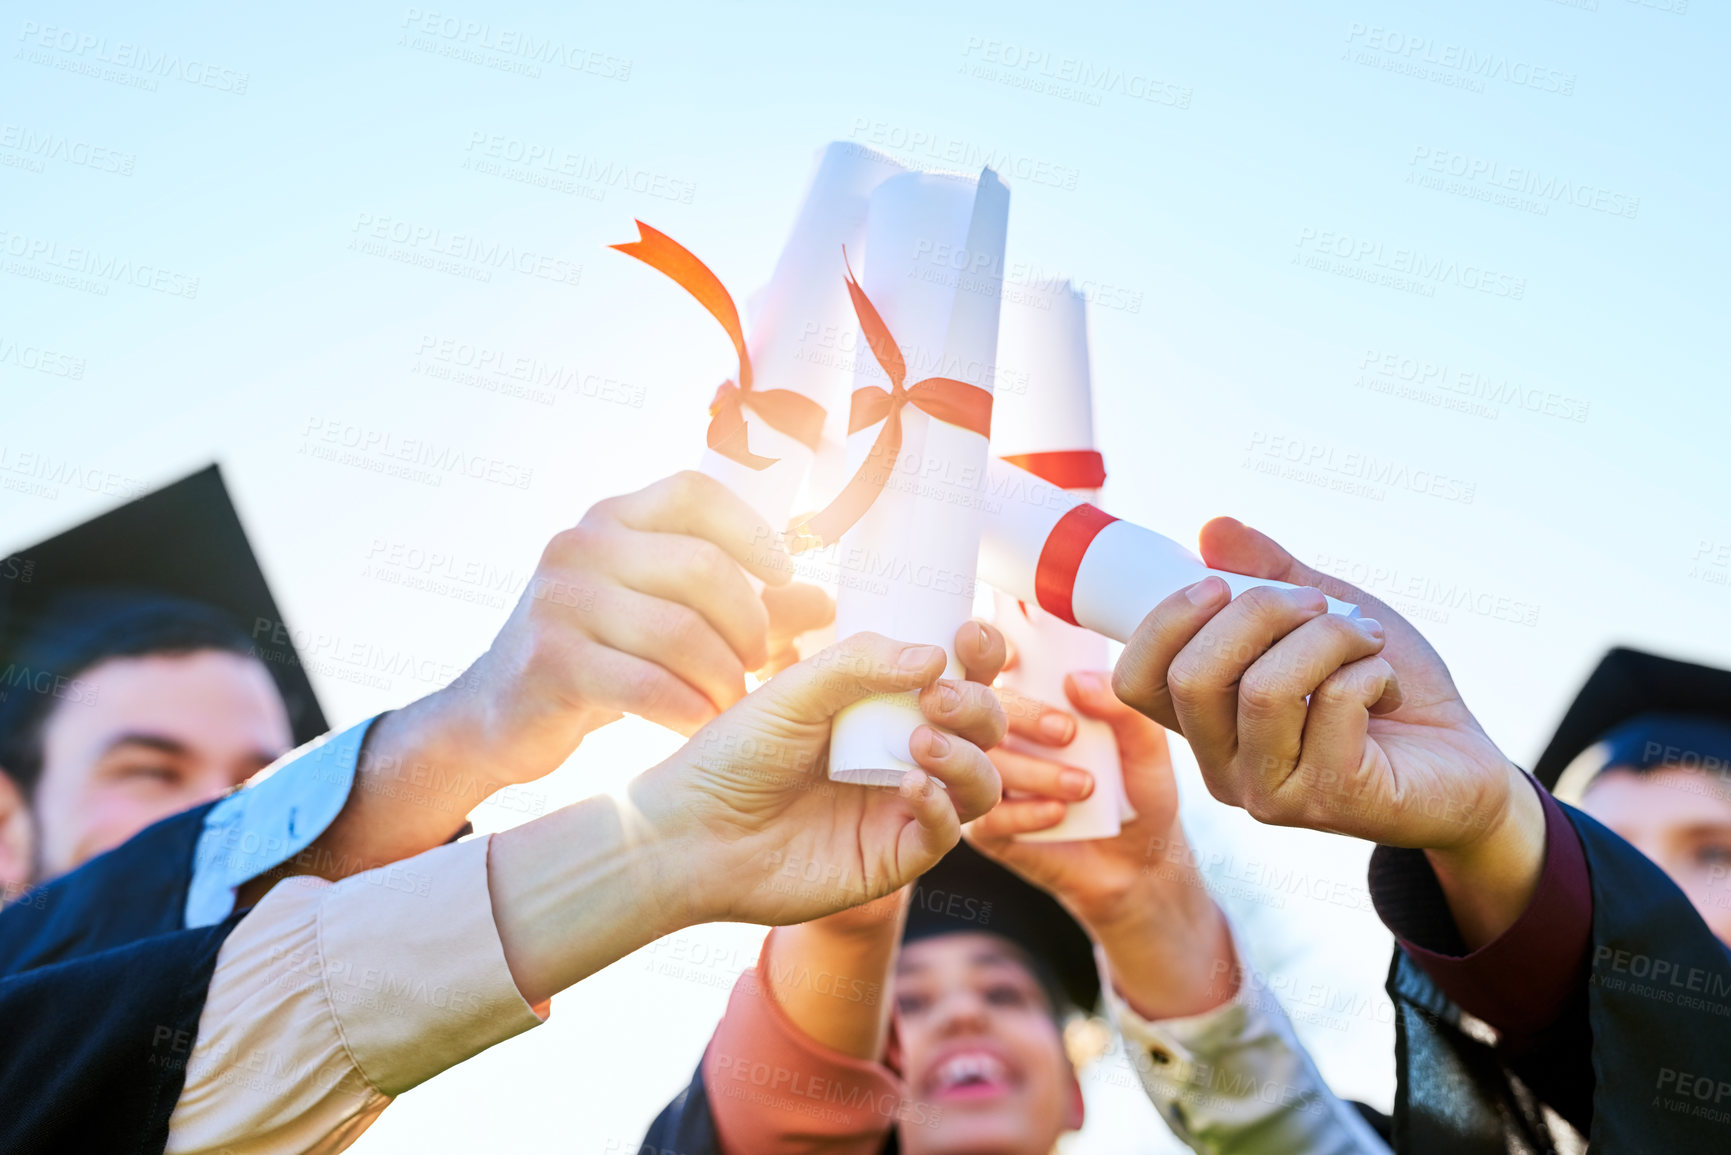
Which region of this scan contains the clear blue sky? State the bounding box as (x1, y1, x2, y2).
(4, 0, 1726, 1148)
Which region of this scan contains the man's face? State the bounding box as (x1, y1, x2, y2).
(28, 650, 293, 879)
(1580, 766, 1731, 944)
(894, 932, 1082, 1155)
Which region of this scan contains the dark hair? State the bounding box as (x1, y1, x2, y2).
(0, 591, 259, 799)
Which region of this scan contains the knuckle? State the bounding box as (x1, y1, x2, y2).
(660, 603, 709, 648)
(620, 663, 675, 715)
(681, 538, 734, 586)
(543, 524, 596, 567)
(1237, 673, 1285, 716)
(1314, 672, 1359, 709)
(1242, 790, 1286, 825)
(1200, 773, 1238, 807)
(668, 469, 710, 508)
(1109, 664, 1142, 707)
(1165, 658, 1207, 705)
(1235, 586, 1283, 616)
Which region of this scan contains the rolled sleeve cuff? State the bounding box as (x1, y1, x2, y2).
(702, 930, 903, 1154)
(186, 718, 378, 928)
(317, 834, 547, 1096)
(1101, 936, 1389, 1153)
(1369, 775, 1591, 1039)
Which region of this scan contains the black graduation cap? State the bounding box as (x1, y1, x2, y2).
(904, 839, 1100, 1014)
(1535, 647, 1731, 795)
(0, 465, 327, 750)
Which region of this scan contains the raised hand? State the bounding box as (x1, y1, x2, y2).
(1110, 517, 1545, 946)
(267, 470, 834, 898)
(970, 671, 1236, 1019)
(633, 629, 1006, 928)
(431, 470, 833, 784)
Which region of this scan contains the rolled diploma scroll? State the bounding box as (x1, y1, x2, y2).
(990, 278, 1131, 840)
(996, 597, 1133, 839)
(979, 457, 1358, 644)
(828, 169, 1011, 785)
(700, 142, 905, 532)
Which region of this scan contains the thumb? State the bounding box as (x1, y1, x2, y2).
(1198, 517, 1366, 607)
(757, 632, 947, 725)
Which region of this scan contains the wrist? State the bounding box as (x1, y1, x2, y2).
(357, 691, 510, 809)
(427, 653, 610, 789)
(1094, 887, 1238, 1021)
(809, 887, 912, 941)
(623, 757, 731, 930)
(1082, 868, 1219, 961)
(1423, 761, 1547, 950)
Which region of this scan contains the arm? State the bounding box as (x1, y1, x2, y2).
(1109, 517, 1544, 952)
(971, 672, 1383, 1153)
(169, 631, 1005, 1154)
(748, 621, 1024, 1062)
(225, 471, 833, 909)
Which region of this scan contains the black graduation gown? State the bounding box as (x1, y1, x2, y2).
(1389, 802, 1731, 1153)
(0, 801, 240, 1155)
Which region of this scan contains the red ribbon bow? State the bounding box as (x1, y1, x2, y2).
(611, 221, 825, 470)
(792, 256, 994, 550)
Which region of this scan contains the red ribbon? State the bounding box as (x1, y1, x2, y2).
(792, 257, 994, 550)
(1034, 503, 1119, 626)
(611, 221, 825, 470)
(1000, 450, 1107, 491)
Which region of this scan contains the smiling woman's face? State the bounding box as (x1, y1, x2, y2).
(1580, 767, 1731, 945)
(894, 931, 1081, 1155)
(28, 649, 292, 880)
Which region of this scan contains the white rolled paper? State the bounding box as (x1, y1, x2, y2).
(991, 277, 1132, 841)
(700, 142, 905, 532)
(828, 168, 1011, 785)
(979, 458, 1359, 644)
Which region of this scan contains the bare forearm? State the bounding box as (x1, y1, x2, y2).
(1086, 830, 1238, 1021)
(767, 891, 909, 1060)
(242, 670, 606, 905)
(1423, 762, 1548, 950)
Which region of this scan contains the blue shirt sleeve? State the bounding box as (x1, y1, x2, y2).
(183, 716, 378, 928)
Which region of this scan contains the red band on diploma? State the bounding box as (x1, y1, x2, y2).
(612, 221, 826, 470)
(1035, 503, 1119, 626)
(791, 251, 994, 550)
(1000, 451, 1106, 491)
